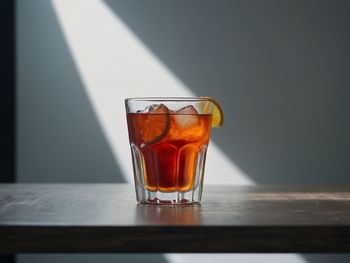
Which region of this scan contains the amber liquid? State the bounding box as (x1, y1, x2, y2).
(127, 113, 212, 192)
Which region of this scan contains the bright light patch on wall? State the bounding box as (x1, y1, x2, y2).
(51, 0, 252, 186)
(51, 1, 305, 262)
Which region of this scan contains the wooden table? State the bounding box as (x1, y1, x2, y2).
(0, 184, 350, 253)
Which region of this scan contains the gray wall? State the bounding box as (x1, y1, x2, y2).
(17, 0, 350, 263)
(17, 0, 124, 183)
(104, 0, 350, 185)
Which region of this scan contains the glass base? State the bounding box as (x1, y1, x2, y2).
(135, 187, 202, 205)
(130, 143, 207, 205)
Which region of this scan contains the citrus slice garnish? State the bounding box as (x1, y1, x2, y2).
(200, 96, 224, 128)
(139, 104, 170, 144)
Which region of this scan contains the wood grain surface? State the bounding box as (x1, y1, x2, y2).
(0, 184, 350, 253)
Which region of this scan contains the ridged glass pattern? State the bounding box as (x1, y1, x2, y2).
(131, 143, 208, 204)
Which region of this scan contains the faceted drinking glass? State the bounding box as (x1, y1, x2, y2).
(125, 97, 214, 204)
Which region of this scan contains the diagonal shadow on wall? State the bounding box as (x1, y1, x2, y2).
(103, 0, 350, 186)
(17, 0, 125, 183)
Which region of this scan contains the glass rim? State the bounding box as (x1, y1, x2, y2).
(125, 97, 210, 102)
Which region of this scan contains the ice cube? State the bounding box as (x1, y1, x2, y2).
(174, 105, 199, 128)
(137, 104, 159, 113)
(176, 105, 198, 115)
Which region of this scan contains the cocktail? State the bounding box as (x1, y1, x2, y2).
(125, 97, 223, 204)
